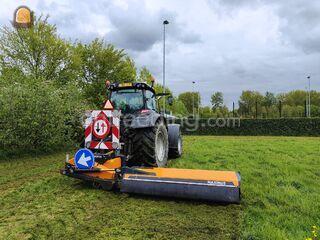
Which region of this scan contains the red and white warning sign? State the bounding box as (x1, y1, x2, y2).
(104, 100, 113, 110)
(84, 110, 120, 150)
(92, 113, 110, 139)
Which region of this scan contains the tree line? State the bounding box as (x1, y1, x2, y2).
(199, 90, 320, 118)
(175, 90, 320, 118)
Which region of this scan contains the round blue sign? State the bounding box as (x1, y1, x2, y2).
(74, 149, 95, 169)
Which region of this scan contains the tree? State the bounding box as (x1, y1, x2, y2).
(0, 74, 87, 152)
(280, 90, 307, 106)
(138, 66, 154, 83)
(211, 92, 223, 110)
(200, 106, 213, 118)
(0, 16, 88, 153)
(137, 66, 179, 113)
(238, 90, 264, 117)
(170, 98, 188, 116)
(178, 92, 201, 114)
(76, 39, 137, 107)
(0, 16, 79, 86)
(137, 66, 171, 96)
(214, 106, 229, 118)
(262, 91, 277, 117)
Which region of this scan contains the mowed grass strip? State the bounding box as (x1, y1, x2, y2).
(0, 147, 240, 240)
(0, 136, 319, 239)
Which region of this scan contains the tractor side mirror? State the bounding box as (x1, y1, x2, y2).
(167, 96, 174, 106)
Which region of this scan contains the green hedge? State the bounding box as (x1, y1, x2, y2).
(175, 118, 320, 136)
(0, 79, 87, 156)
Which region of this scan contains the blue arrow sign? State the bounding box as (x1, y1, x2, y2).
(74, 149, 95, 169)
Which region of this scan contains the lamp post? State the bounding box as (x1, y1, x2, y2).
(198, 93, 200, 117)
(162, 20, 169, 114)
(305, 86, 309, 117)
(192, 81, 195, 117)
(307, 76, 311, 117)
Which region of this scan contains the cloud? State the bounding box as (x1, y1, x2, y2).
(0, 0, 319, 107)
(212, 0, 320, 53)
(276, 1, 320, 53)
(33, 0, 112, 42)
(106, 2, 201, 51)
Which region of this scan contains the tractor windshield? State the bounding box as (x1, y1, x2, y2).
(110, 89, 144, 113)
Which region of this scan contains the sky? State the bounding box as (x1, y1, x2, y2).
(1, 0, 320, 107)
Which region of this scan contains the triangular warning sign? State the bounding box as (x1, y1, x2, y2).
(104, 100, 114, 110)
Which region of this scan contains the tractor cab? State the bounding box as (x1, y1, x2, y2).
(108, 82, 157, 114)
(105, 82, 180, 167)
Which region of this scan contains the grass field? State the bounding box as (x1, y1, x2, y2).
(1, 136, 319, 240)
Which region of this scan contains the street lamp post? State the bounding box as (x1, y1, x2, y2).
(198, 94, 200, 117)
(192, 81, 195, 117)
(197, 90, 200, 117)
(162, 20, 169, 114)
(305, 86, 309, 118)
(307, 76, 311, 117)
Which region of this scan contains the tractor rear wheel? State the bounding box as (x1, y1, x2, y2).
(131, 121, 168, 167)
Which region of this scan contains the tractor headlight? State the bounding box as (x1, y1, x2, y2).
(85, 110, 92, 118)
(112, 142, 119, 149)
(85, 141, 91, 148)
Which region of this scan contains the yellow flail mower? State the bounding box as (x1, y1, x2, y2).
(61, 82, 241, 203)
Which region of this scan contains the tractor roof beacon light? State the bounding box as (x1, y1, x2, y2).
(151, 76, 155, 88)
(106, 80, 111, 88)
